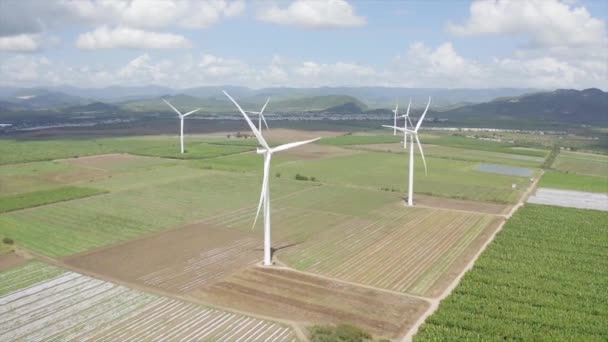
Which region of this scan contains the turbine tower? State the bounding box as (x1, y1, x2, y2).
(392, 103, 399, 136)
(223, 90, 320, 266)
(245, 98, 272, 132)
(401, 99, 412, 149)
(383, 97, 431, 206)
(163, 99, 200, 154)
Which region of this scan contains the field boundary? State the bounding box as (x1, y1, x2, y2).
(401, 170, 543, 341)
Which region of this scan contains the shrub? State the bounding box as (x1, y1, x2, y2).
(276, 172, 281, 178)
(3, 237, 14, 245)
(309, 324, 372, 342)
(311, 176, 316, 181)
(295, 173, 309, 181)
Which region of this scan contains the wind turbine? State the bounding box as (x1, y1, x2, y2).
(163, 99, 200, 154)
(223, 90, 320, 266)
(245, 97, 272, 132)
(383, 97, 431, 206)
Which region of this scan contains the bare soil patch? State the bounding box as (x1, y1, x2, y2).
(278, 143, 359, 161)
(64, 222, 261, 293)
(193, 266, 429, 339)
(42, 167, 108, 184)
(61, 153, 170, 172)
(0, 252, 27, 272)
(414, 194, 511, 215)
(262, 129, 344, 144)
(349, 143, 405, 153)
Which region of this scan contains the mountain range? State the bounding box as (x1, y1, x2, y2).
(0, 86, 606, 128)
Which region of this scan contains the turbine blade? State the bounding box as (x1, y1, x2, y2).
(260, 97, 270, 115)
(223, 90, 270, 150)
(382, 125, 409, 133)
(270, 138, 320, 153)
(252, 154, 270, 229)
(163, 99, 182, 116)
(415, 134, 428, 176)
(182, 108, 200, 117)
(261, 112, 270, 130)
(407, 116, 415, 128)
(415, 96, 431, 132)
(406, 98, 411, 116)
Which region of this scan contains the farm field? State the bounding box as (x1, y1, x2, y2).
(0, 170, 314, 257)
(273, 150, 536, 203)
(414, 204, 608, 341)
(552, 150, 608, 177)
(528, 188, 608, 211)
(0, 131, 551, 340)
(278, 204, 503, 297)
(196, 267, 428, 339)
(539, 170, 607, 193)
(350, 143, 545, 168)
(0, 262, 297, 341)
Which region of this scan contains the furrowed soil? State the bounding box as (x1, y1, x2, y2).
(64, 222, 261, 293)
(194, 266, 429, 339)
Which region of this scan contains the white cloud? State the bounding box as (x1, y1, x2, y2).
(448, 0, 607, 47)
(0, 0, 245, 36)
(76, 26, 191, 49)
(257, 0, 366, 29)
(0, 34, 40, 52)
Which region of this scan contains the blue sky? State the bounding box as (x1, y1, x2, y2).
(0, 0, 606, 89)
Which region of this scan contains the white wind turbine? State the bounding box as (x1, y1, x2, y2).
(163, 99, 201, 154)
(223, 90, 320, 266)
(245, 98, 272, 132)
(383, 97, 431, 206)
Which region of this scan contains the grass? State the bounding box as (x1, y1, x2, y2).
(0, 186, 105, 213)
(274, 151, 534, 204)
(415, 204, 608, 341)
(539, 170, 608, 193)
(319, 134, 401, 146)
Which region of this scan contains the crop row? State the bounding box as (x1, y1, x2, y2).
(0, 263, 296, 341)
(415, 204, 608, 340)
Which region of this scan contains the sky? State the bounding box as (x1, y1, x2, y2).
(0, 0, 606, 90)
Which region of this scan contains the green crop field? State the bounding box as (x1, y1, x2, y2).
(0, 169, 314, 257)
(0, 136, 254, 165)
(552, 151, 608, 177)
(415, 204, 608, 341)
(539, 170, 608, 193)
(0, 186, 105, 213)
(273, 151, 535, 203)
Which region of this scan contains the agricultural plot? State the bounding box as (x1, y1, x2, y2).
(351, 144, 545, 168)
(0, 136, 255, 165)
(528, 188, 608, 211)
(0, 263, 297, 341)
(539, 170, 607, 193)
(274, 151, 532, 203)
(66, 223, 261, 293)
(0, 169, 315, 257)
(61, 153, 177, 173)
(475, 164, 534, 177)
(553, 151, 608, 177)
(196, 266, 429, 339)
(279, 204, 502, 297)
(0, 161, 77, 195)
(0, 186, 104, 213)
(415, 205, 608, 341)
